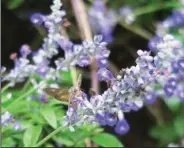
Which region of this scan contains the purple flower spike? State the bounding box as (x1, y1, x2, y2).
(30, 13, 45, 26)
(97, 68, 114, 81)
(95, 113, 106, 126)
(177, 57, 184, 72)
(105, 112, 117, 126)
(115, 119, 130, 135)
(163, 84, 176, 97)
(142, 91, 157, 104)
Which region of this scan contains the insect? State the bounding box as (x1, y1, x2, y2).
(43, 74, 83, 107)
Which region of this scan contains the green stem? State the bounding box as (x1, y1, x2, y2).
(1, 83, 10, 93)
(5, 87, 36, 111)
(145, 104, 164, 126)
(134, 2, 180, 16)
(21, 77, 32, 93)
(34, 126, 63, 147)
(119, 21, 153, 39)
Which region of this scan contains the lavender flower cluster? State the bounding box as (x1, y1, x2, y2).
(160, 8, 184, 29)
(150, 8, 184, 46)
(63, 34, 184, 135)
(2, 0, 110, 87)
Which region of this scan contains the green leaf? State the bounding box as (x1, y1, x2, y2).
(2, 137, 16, 147)
(45, 143, 55, 147)
(174, 116, 184, 137)
(40, 106, 57, 129)
(92, 133, 123, 147)
(150, 123, 178, 142)
(164, 97, 180, 112)
(7, 0, 24, 9)
(60, 71, 73, 86)
(75, 139, 85, 147)
(23, 125, 42, 147)
(53, 136, 74, 147)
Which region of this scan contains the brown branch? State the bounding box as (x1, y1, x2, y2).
(71, 0, 99, 94)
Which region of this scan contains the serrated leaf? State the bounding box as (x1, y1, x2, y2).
(40, 106, 57, 129)
(23, 125, 42, 147)
(92, 133, 123, 147)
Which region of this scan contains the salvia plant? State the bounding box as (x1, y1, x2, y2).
(1, 0, 184, 147)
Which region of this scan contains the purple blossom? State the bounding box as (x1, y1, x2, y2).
(20, 44, 31, 57)
(176, 84, 184, 102)
(97, 58, 108, 68)
(177, 90, 184, 102)
(115, 120, 130, 135)
(56, 36, 73, 51)
(161, 9, 184, 28)
(88, 0, 117, 43)
(13, 121, 24, 130)
(97, 68, 114, 81)
(1, 111, 23, 130)
(167, 77, 177, 88)
(100, 49, 110, 58)
(91, 0, 106, 12)
(77, 55, 91, 67)
(30, 13, 45, 26)
(118, 6, 135, 25)
(163, 84, 176, 97)
(142, 91, 157, 104)
(40, 94, 49, 104)
(105, 112, 117, 126)
(1, 111, 14, 126)
(2, 55, 36, 86)
(95, 113, 106, 126)
(148, 36, 163, 52)
(177, 57, 184, 72)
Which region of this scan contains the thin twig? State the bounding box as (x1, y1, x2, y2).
(71, 0, 99, 94)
